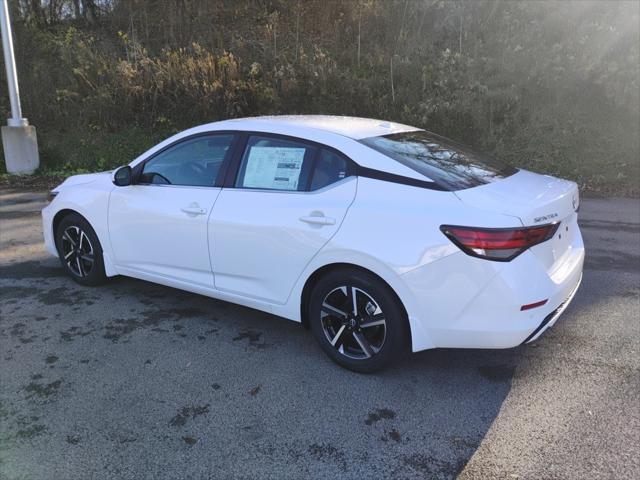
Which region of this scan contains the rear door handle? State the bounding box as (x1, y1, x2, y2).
(300, 215, 336, 226)
(181, 205, 207, 216)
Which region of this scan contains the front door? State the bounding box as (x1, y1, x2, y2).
(108, 133, 236, 288)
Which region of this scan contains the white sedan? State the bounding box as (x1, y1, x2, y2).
(42, 116, 584, 372)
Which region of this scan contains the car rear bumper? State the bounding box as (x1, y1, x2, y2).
(521, 273, 582, 344)
(401, 223, 585, 351)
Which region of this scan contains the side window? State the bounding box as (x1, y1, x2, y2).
(310, 149, 352, 190)
(140, 134, 235, 187)
(235, 136, 316, 191)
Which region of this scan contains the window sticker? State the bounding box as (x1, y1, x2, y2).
(243, 147, 306, 190)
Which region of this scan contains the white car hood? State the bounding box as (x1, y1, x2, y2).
(54, 171, 112, 190)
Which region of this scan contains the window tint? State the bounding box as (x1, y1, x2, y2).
(140, 134, 234, 186)
(310, 149, 351, 190)
(236, 136, 316, 191)
(360, 131, 517, 191)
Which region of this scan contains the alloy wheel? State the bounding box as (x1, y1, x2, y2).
(61, 225, 95, 277)
(320, 286, 387, 360)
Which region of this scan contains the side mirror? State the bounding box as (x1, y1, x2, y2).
(112, 166, 132, 187)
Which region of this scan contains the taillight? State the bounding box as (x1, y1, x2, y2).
(440, 223, 560, 261)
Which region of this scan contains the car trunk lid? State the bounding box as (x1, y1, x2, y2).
(454, 169, 578, 227)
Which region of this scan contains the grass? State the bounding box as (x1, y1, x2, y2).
(0, 125, 170, 190)
(35, 125, 171, 176)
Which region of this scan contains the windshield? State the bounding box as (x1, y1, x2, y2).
(360, 131, 517, 191)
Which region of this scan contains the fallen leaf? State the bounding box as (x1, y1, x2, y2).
(249, 385, 261, 396)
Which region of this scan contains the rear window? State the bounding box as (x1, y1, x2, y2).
(360, 131, 517, 191)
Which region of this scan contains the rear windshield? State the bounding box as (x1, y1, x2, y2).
(360, 130, 517, 191)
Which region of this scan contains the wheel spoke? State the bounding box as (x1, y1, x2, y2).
(352, 331, 373, 358)
(76, 256, 85, 276)
(79, 231, 88, 251)
(330, 324, 347, 347)
(64, 249, 75, 260)
(350, 287, 359, 316)
(322, 302, 348, 319)
(360, 315, 386, 329)
(62, 231, 76, 247)
(80, 254, 94, 264)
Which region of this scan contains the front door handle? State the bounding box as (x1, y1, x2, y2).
(181, 205, 207, 216)
(300, 215, 336, 226)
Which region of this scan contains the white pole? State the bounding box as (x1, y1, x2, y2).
(0, 0, 38, 174)
(0, 0, 27, 127)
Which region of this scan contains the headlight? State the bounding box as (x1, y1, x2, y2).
(47, 191, 59, 203)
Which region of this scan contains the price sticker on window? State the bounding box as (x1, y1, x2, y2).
(243, 147, 306, 190)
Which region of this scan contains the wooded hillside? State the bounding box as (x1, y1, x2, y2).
(2, 0, 639, 194)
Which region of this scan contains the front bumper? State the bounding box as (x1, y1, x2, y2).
(42, 203, 59, 257)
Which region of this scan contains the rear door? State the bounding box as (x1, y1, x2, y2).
(209, 134, 357, 304)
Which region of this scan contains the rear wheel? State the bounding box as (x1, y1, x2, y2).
(55, 213, 106, 286)
(309, 268, 408, 373)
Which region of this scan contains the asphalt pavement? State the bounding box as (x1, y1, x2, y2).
(0, 188, 638, 479)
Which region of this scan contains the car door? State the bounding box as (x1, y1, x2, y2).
(209, 134, 357, 304)
(108, 133, 237, 288)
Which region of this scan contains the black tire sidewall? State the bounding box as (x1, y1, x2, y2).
(55, 213, 106, 286)
(309, 268, 408, 373)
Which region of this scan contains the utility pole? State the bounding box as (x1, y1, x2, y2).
(1, 0, 39, 174)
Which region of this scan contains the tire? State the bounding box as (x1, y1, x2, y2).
(309, 268, 409, 373)
(55, 213, 106, 286)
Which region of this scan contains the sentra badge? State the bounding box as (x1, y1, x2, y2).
(534, 213, 558, 223)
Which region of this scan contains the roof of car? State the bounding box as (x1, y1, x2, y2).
(131, 115, 429, 181)
(209, 115, 420, 140)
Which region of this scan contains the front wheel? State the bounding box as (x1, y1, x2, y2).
(309, 268, 409, 373)
(55, 213, 106, 286)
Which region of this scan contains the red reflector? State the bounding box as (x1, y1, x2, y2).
(520, 299, 548, 311)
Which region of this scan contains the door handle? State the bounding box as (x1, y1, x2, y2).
(181, 205, 207, 216)
(299, 215, 336, 226)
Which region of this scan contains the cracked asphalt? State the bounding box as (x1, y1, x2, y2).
(0, 188, 638, 479)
